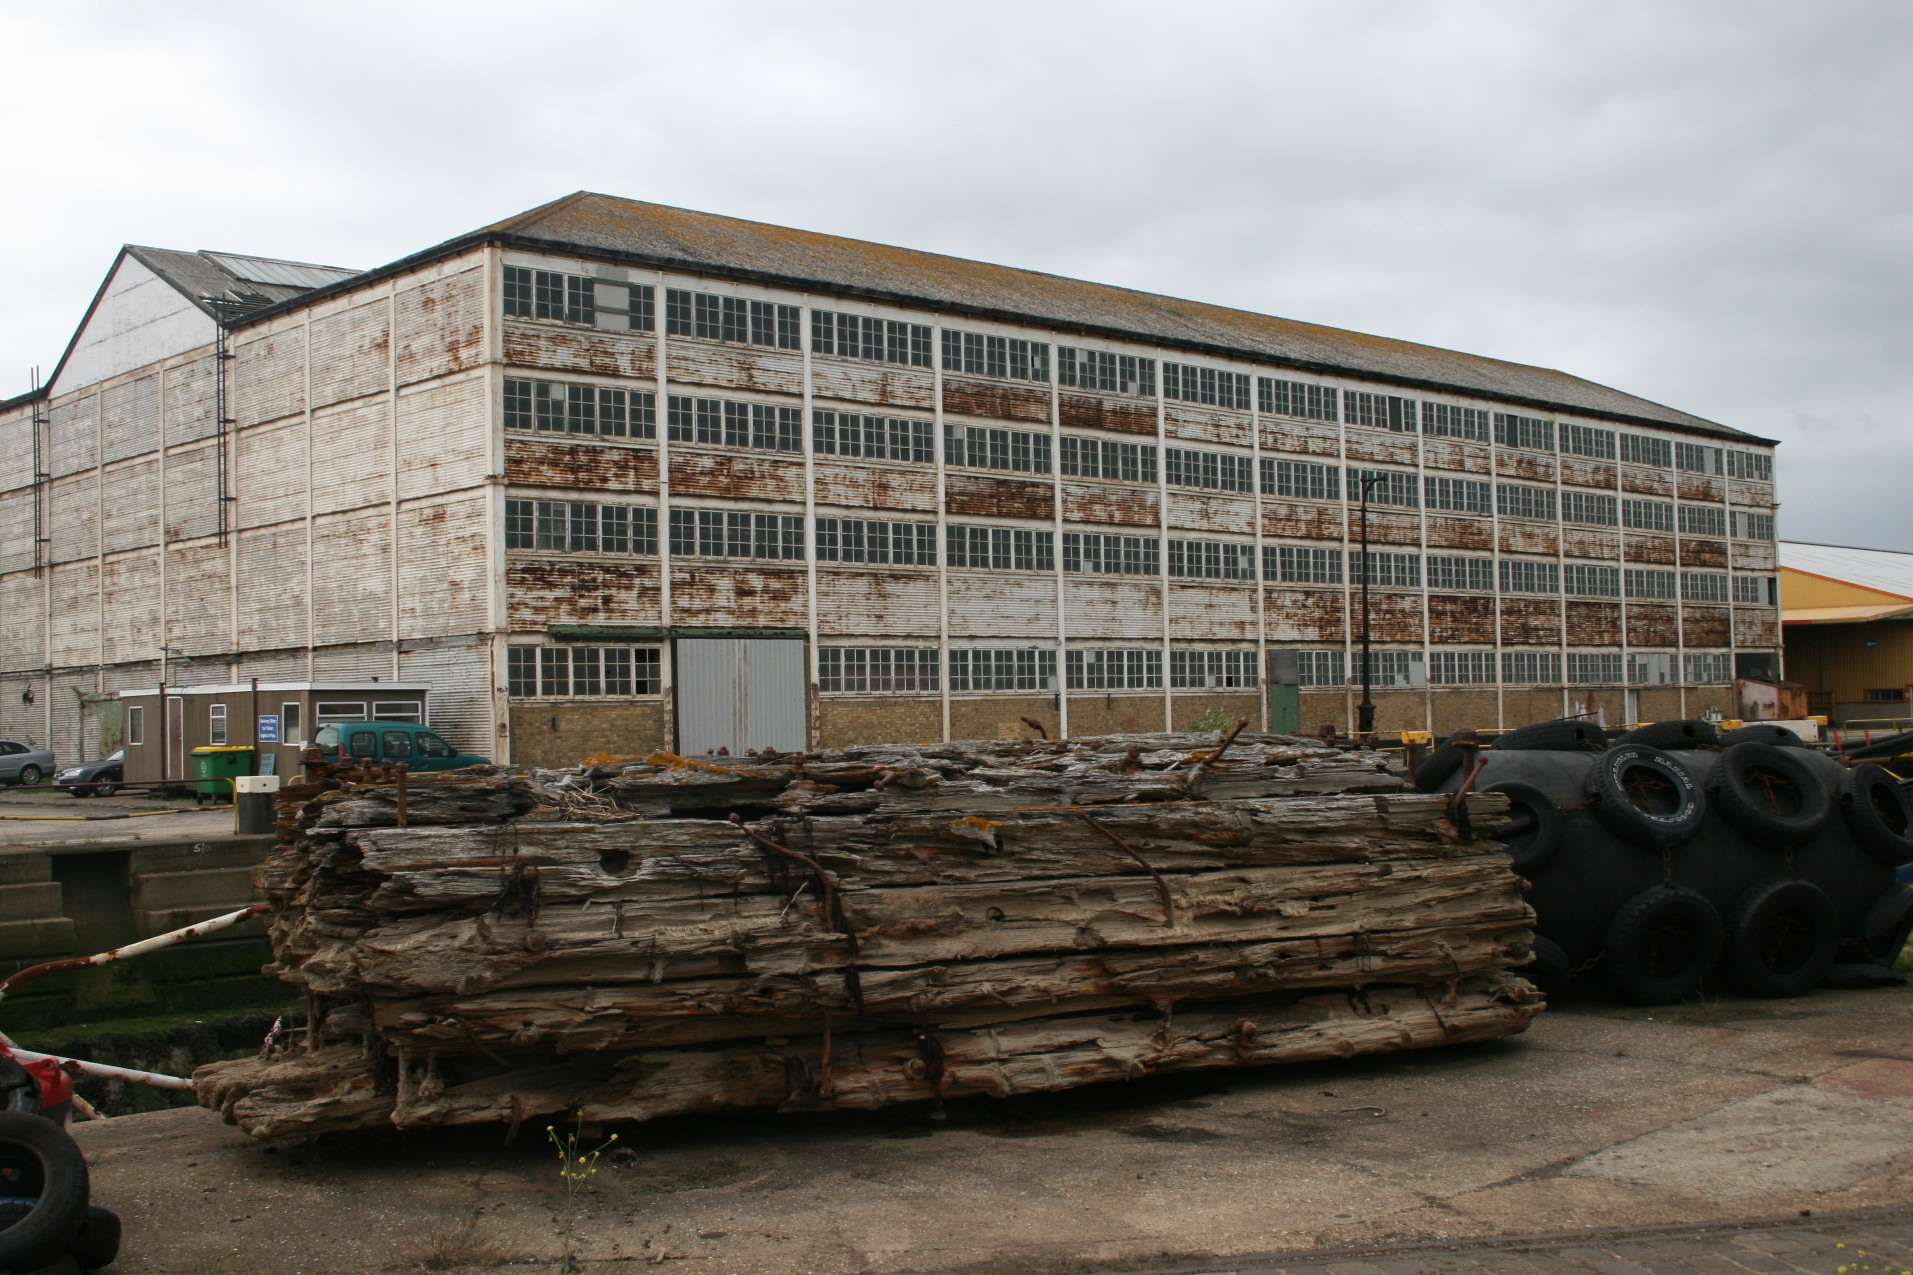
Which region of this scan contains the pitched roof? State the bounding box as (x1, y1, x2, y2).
(1781, 541, 1913, 603)
(472, 191, 1761, 443)
(124, 245, 359, 319)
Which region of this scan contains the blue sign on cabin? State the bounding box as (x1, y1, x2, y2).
(258, 714, 280, 744)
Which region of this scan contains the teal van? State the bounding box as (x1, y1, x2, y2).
(310, 722, 490, 771)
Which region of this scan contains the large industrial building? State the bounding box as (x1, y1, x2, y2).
(0, 193, 1782, 766)
(1779, 541, 1913, 724)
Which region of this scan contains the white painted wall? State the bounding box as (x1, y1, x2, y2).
(51, 255, 213, 396)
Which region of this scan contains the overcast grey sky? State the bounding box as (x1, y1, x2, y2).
(3, 1, 1908, 546)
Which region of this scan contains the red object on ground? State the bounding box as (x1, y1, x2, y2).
(0, 1045, 74, 1115)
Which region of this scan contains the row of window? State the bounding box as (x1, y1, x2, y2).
(1169, 538, 1256, 581)
(667, 395, 802, 453)
(505, 378, 658, 439)
(665, 288, 800, 351)
(668, 508, 805, 561)
(505, 267, 655, 332)
(1678, 504, 1727, 537)
(508, 645, 663, 698)
(1060, 348, 1155, 397)
(505, 499, 658, 554)
(1061, 434, 1158, 484)
(819, 646, 940, 694)
(816, 518, 938, 566)
(813, 410, 936, 463)
(1166, 445, 1255, 494)
(1063, 531, 1158, 576)
(1164, 361, 1252, 410)
(944, 328, 1049, 383)
(1299, 648, 1734, 688)
(812, 310, 932, 368)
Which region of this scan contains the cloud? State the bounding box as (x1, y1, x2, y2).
(3, 0, 1908, 544)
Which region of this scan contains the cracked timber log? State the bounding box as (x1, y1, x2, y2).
(200, 731, 1544, 1137)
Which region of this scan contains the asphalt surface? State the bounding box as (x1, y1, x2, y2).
(0, 783, 234, 847)
(66, 984, 1913, 1275)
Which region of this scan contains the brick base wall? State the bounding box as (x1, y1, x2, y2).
(816, 698, 942, 749)
(1636, 688, 1685, 723)
(1501, 688, 1567, 729)
(1687, 686, 1733, 719)
(949, 695, 1058, 744)
(1299, 690, 1348, 735)
(509, 700, 667, 768)
(1170, 692, 1261, 732)
(1067, 693, 1165, 737)
(1431, 689, 1498, 737)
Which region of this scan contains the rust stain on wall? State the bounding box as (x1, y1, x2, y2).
(505, 439, 658, 492)
(942, 375, 1050, 424)
(1059, 392, 1157, 437)
(813, 461, 937, 513)
(1165, 491, 1254, 536)
(669, 451, 806, 503)
(1428, 593, 1496, 644)
(1620, 468, 1674, 497)
(1344, 433, 1416, 467)
(1559, 459, 1618, 490)
(507, 559, 662, 630)
(1682, 605, 1731, 648)
(1627, 603, 1679, 648)
(1263, 587, 1346, 641)
(667, 341, 800, 397)
(1421, 439, 1491, 475)
(1363, 510, 1421, 547)
(1163, 402, 1250, 447)
(672, 565, 807, 628)
(1729, 480, 1776, 510)
(504, 327, 657, 381)
(1063, 481, 1159, 528)
(1735, 608, 1779, 646)
(1424, 515, 1493, 551)
(1680, 538, 1728, 568)
(1365, 590, 1426, 642)
(1565, 600, 1622, 646)
(1498, 521, 1559, 555)
(1262, 422, 1340, 458)
(944, 472, 1056, 521)
(1496, 452, 1557, 482)
(812, 360, 934, 410)
(1678, 475, 1725, 504)
(1625, 534, 1676, 565)
(1500, 598, 1562, 645)
(1264, 502, 1343, 540)
(1563, 527, 1620, 560)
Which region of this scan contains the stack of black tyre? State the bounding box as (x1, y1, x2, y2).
(0, 1056, 119, 1274)
(1415, 718, 1913, 1005)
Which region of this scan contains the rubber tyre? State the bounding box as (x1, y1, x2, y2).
(1718, 724, 1805, 748)
(1585, 742, 1706, 850)
(1482, 780, 1565, 877)
(1528, 935, 1572, 990)
(1496, 719, 1608, 752)
(1618, 719, 1720, 751)
(1861, 886, 1913, 964)
(1723, 877, 1840, 997)
(92, 783, 117, 799)
(1604, 885, 1725, 1005)
(1841, 765, 1913, 867)
(15, 766, 41, 787)
(1712, 742, 1834, 851)
(0, 1203, 119, 1272)
(0, 1114, 89, 1271)
(1412, 741, 1472, 793)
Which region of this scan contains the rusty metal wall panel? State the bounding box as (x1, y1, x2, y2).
(1362, 510, 1422, 547)
(168, 541, 230, 657)
(1627, 604, 1679, 648)
(1678, 474, 1724, 503)
(396, 267, 487, 386)
(100, 459, 159, 554)
(1496, 451, 1556, 482)
(812, 360, 934, 411)
(1562, 527, 1620, 560)
(49, 562, 98, 667)
(670, 565, 806, 629)
(815, 570, 941, 637)
(1060, 393, 1156, 437)
(1344, 432, 1416, 467)
(232, 329, 306, 428)
(503, 325, 658, 381)
(1620, 467, 1673, 497)
(1500, 598, 1562, 645)
(399, 635, 494, 754)
(164, 442, 219, 543)
(1421, 438, 1490, 475)
(398, 495, 490, 639)
(48, 475, 97, 564)
(47, 396, 97, 479)
(165, 354, 219, 447)
(669, 452, 806, 504)
(101, 552, 159, 665)
(236, 418, 310, 529)
(1625, 533, 1676, 565)
(942, 375, 1049, 424)
(1424, 514, 1493, 551)
(1735, 608, 1779, 647)
(1498, 521, 1559, 555)
(1363, 590, 1426, 643)
(1064, 579, 1162, 640)
(813, 461, 936, 513)
(309, 300, 391, 410)
(1680, 538, 1728, 568)
(667, 341, 799, 397)
(1682, 605, 1731, 648)
(1728, 480, 1775, 509)
(506, 440, 660, 494)
(396, 374, 492, 501)
(507, 559, 662, 632)
(311, 508, 391, 648)
(1063, 481, 1159, 528)
(1734, 542, 1777, 570)
(237, 523, 308, 652)
(1262, 421, 1340, 458)
(310, 398, 391, 516)
(1166, 584, 1257, 640)
(1560, 458, 1618, 490)
(0, 573, 40, 673)
(1163, 403, 1249, 447)
(100, 374, 159, 465)
(0, 491, 33, 574)
(947, 573, 1053, 637)
(946, 473, 1056, 521)
(311, 642, 393, 682)
(1165, 491, 1253, 535)
(1565, 600, 1622, 646)
(1428, 594, 1496, 644)
(1263, 588, 1346, 641)
(1263, 501, 1343, 540)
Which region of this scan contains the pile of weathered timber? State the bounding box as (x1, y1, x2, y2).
(195, 731, 1543, 1138)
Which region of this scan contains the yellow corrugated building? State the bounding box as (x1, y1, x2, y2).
(1781, 541, 1913, 725)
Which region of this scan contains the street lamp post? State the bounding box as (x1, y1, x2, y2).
(1356, 472, 1386, 739)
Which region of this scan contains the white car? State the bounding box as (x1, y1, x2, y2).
(0, 740, 55, 787)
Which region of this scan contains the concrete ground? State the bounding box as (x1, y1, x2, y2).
(67, 984, 1913, 1275)
(0, 784, 235, 848)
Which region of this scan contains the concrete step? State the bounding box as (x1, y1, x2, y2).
(0, 916, 77, 960)
(127, 838, 272, 876)
(0, 854, 54, 885)
(0, 881, 64, 923)
(130, 867, 261, 912)
(134, 906, 265, 941)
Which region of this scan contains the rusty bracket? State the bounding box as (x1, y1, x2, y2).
(1019, 716, 1048, 741)
(0, 902, 270, 999)
(1185, 717, 1250, 792)
(730, 815, 864, 1015)
(1446, 747, 1486, 843)
(1076, 812, 1175, 927)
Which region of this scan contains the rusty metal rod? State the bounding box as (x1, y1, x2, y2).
(4, 1046, 193, 1092)
(0, 902, 270, 999)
